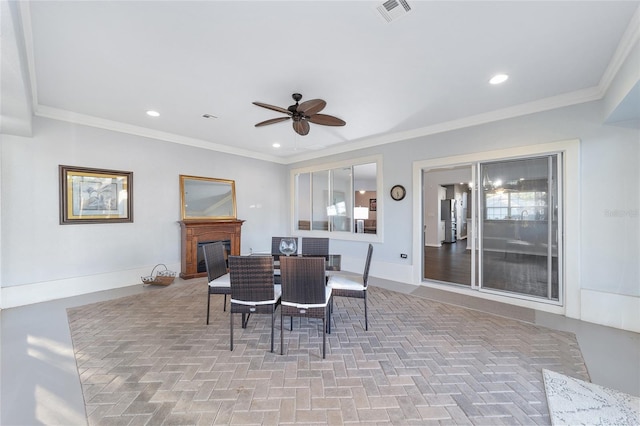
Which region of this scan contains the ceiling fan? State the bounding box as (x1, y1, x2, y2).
(253, 93, 346, 136)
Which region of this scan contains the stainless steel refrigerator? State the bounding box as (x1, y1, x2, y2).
(441, 199, 457, 243)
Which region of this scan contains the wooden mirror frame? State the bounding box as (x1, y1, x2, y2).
(180, 175, 237, 220)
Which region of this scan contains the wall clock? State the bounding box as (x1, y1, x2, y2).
(390, 184, 406, 201)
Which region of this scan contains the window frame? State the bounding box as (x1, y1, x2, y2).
(290, 155, 383, 242)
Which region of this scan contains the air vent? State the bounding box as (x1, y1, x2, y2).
(376, 0, 411, 23)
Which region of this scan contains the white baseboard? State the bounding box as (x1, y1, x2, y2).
(0, 263, 181, 309)
(580, 289, 640, 333)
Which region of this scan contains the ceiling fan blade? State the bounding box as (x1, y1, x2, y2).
(308, 114, 346, 126)
(252, 102, 292, 115)
(293, 120, 310, 136)
(297, 99, 326, 116)
(255, 116, 291, 127)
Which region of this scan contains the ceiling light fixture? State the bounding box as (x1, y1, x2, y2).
(146, 110, 160, 117)
(489, 74, 509, 85)
(272, 143, 281, 148)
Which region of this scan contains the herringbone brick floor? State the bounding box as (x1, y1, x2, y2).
(67, 278, 588, 425)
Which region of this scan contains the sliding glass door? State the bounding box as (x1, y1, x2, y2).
(423, 153, 562, 303)
(479, 155, 560, 300)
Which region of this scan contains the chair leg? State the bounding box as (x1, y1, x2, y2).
(270, 310, 275, 353)
(364, 292, 368, 331)
(206, 293, 211, 325)
(280, 311, 284, 355)
(328, 297, 332, 334)
(223, 294, 227, 312)
(230, 310, 234, 351)
(290, 316, 293, 331)
(322, 317, 326, 359)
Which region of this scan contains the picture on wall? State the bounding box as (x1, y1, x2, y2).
(59, 165, 133, 224)
(369, 198, 377, 211)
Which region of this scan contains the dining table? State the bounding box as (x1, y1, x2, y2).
(271, 254, 341, 283)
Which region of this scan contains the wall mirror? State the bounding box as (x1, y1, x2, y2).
(180, 175, 237, 220)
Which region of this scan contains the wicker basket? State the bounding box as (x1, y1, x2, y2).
(141, 264, 176, 286)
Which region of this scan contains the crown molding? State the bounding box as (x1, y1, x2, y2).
(35, 106, 288, 164)
(599, 5, 640, 93)
(282, 86, 602, 164)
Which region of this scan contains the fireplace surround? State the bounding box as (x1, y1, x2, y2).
(179, 220, 243, 279)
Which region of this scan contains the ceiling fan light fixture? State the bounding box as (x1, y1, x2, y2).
(253, 93, 345, 136)
(489, 73, 509, 85)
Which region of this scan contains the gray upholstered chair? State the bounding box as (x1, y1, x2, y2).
(327, 244, 373, 330)
(279, 256, 332, 359)
(229, 256, 281, 353)
(301, 237, 329, 259)
(203, 242, 230, 324)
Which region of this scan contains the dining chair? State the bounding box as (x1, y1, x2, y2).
(280, 256, 332, 359)
(271, 236, 294, 261)
(229, 256, 281, 353)
(301, 237, 329, 259)
(203, 241, 230, 324)
(327, 243, 373, 330)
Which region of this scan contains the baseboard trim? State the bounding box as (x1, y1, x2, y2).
(580, 289, 640, 333)
(1, 263, 181, 309)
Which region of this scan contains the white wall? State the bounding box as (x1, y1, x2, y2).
(0, 117, 288, 307)
(290, 99, 639, 332)
(1, 104, 637, 332)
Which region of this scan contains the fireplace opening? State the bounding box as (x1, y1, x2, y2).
(197, 240, 231, 273)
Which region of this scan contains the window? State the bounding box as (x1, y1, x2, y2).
(485, 191, 548, 220)
(292, 157, 381, 239)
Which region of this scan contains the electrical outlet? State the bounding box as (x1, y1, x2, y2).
(400, 253, 408, 259)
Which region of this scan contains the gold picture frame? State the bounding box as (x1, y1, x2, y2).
(180, 175, 237, 220)
(59, 165, 133, 224)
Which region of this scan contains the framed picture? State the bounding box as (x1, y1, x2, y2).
(369, 198, 377, 211)
(180, 175, 237, 220)
(59, 165, 133, 224)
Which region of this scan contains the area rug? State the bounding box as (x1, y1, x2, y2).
(543, 369, 640, 425)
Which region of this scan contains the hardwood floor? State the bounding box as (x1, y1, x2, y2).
(424, 240, 559, 300)
(424, 240, 473, 285)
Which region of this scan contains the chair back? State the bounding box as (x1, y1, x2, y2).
(202, 242, 228, 282)
(301, 237, 329, 259)
(280, 256, 326, 305)
(228, 256, 275, 302)
(271, 236, 296, 260)
(362, 244, 374, 287)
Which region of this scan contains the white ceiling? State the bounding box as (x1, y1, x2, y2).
(4, 1, 639, 164)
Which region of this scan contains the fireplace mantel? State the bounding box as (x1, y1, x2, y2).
(179, 220, 244, 279)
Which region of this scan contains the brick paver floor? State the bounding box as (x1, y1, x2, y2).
(67, 278, 588, 425)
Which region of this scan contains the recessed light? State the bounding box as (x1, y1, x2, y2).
(272, 143, 281, 148)
(146, 110, 160, 117)
(489, 74, 509, 85)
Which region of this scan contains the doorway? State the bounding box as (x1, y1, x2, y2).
(423, 166, 474, 286)
(422, 154, 562, 302)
